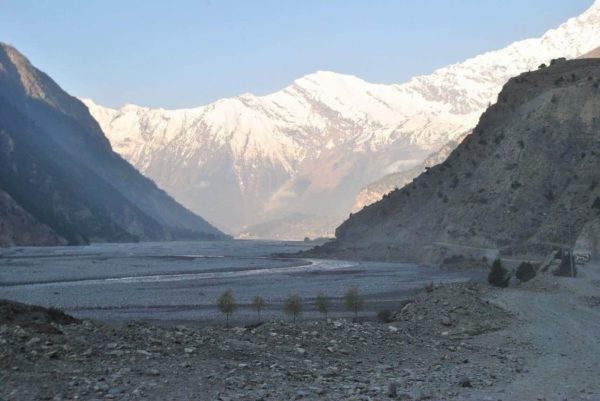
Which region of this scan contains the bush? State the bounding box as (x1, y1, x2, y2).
(217, 290, 238, 327)
(315, 293, 331, 320)
(377, 309, 393, 323)
(283, 294, 302, 323)
(488, 259, 511, 288)
(515, 262, 536, 283)
(344, 286, 365, 320)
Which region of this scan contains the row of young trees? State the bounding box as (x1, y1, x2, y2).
(216, 286, 366, 326)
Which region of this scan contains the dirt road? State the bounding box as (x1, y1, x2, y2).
(474, 264, 600, 400)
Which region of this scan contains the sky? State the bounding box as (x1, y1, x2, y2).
(0, 0, 594, 109)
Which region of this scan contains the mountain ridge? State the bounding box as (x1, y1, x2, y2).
(84, 1, 600, 238)
(0, 43, 229, 245)
(310, 58, 600, 262)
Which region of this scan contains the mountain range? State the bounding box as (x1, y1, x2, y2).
(84, 1, 600, 239)
(0, 43, 228, 246)
(309, 58, 600, 262)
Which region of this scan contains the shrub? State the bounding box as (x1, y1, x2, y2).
(377, 309, 393, 323)
(516, 262, 536, 283)
(488, 259, 511, 288)
(315, 293, 331, 320)
(217, 290, 238, 327)
(283, 294, 302, 323)
(344, 286, 365, 320)
(251, 296, 266, 322)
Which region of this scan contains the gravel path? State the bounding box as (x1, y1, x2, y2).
(471, 264, 600, 401)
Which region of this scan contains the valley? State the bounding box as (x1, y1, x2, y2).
(0, 241, 476, 323)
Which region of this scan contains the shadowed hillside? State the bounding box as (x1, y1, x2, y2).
(0, 44, 229, 245)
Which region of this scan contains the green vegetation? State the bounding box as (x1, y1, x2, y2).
(251, 296, 266, 322)
(283, 294, 303, 323)
(343, 286, 365, 320)
(217, 290, 238, 327)
(315, 293, 331, 320)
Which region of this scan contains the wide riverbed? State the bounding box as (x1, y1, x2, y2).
(0, 240, 478, 324)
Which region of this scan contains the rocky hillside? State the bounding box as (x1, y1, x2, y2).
(84, 1, 600, 238)
(0, 44, 228, 245)
(312, 59, 600, 262)
(352, 133, 469, 212)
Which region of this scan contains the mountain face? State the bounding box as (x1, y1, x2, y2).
(85, 1, 600, 239)
(351, 133, 470, 212)
(0, 188, 67, 246)
(310, 59, 600, 262)
(0, 44, 228, 245)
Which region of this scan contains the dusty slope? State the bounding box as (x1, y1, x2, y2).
(312, 59, 600, 263)
(581, 46, 600, 58)
(352, 133, 470, 212)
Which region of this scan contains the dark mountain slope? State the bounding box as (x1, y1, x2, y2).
(312, 59, 600, 262)
(0, 43, 228, 245)
(0, 188, 66, 246)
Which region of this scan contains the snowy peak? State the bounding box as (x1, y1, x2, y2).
(85, 2, 600, 238)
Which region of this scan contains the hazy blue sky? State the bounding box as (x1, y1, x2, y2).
(0, 0, 593, 108)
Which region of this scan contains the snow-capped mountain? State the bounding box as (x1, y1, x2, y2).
(83, 0, 600, 238)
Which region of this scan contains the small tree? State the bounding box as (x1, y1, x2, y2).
(315, 292, 331, 320)
(251, 295, 266, 322)
(344, 285, 365, 321)
(283, 294, 302, 323)
(217, 289, 237, 327)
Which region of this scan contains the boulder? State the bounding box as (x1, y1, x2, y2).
(539, 249, 577, 277)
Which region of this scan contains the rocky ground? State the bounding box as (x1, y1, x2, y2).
(1, 267, 599, 401)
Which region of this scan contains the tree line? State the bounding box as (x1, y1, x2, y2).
(216, 286, 366, 326)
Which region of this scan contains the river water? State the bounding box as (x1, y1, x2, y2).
(0, 240, 478, 324)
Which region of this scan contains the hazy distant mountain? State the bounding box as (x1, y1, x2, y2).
(581, 46, 600, 58)
(0, 43, 228, 245)
(310, 58, 600, 262)
(351, 133, 470, 212)
(84, 1, 600, 239)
